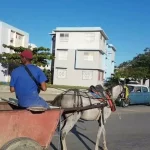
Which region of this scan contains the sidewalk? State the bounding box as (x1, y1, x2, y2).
(0, 85, 64, 94)
(0, 85, 64, 102)
(0, 92, 57, 102)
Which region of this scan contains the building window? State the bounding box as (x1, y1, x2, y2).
(18, 35, 23, 40)
(84, 52, 93, 61)
(57, 69, 67, 79)
(16, 33, 23, 39)
(60, 33, 69, 42)
(82, 71, 93, 80)
(98, 71, 104, 81)
(85, 33, 95, 42)
(58, 51, 68, 60)
(10, 38, 14, 43)
(10, 30, 15, 44)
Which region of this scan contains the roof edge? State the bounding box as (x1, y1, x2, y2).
(51, 27, 109, 40)
(108, 44, 116, 51)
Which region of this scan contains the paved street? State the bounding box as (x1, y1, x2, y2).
(50, 106, 150, 150)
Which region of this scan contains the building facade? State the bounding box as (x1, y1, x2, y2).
(104, 44, 116, 80)
(50, 27, 109, 87)
(0, 21, 29, 82)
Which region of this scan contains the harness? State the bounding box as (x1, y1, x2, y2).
(59, 86, 116, 113)
(53, 85, 116, 126)
(90, 86, 116, 112)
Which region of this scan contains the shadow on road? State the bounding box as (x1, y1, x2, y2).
(50, 119, 103, 150)
(50, 142, 58, 150)
(71, 122, 103, 150)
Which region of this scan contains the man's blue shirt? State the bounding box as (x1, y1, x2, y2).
(10, 64, 49, 108)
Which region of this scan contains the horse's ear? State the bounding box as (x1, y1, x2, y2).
(89, 85, 93, 91)
(89, 85, 96, 91)
(95, 84, 104, 91)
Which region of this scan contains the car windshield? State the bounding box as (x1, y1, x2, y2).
(127, 86, 135, 92)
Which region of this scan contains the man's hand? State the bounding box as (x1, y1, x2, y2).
(40, 82, 47, 91)
(10, 87, 15, 93)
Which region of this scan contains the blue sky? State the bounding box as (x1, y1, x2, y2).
(0, 0, 150, 65)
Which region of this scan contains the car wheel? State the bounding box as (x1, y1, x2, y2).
(115, 98, 122, 106)
(121, 99, 129, 107)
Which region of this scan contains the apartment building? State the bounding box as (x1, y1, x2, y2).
(104, 44, 116, 80)
(50, 27, 109, 87)
(0, 21, 29, 82)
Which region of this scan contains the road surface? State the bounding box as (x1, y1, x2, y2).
(50, 106, 150, 150)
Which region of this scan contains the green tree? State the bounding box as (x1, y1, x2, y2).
(105, 48, 150, 87)
(0, 44, 54, 82)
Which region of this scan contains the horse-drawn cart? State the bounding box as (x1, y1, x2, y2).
(0, 85, 116, 150)
(0, 99, 63, 150)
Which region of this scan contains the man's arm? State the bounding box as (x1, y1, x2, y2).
(38, 69, 48, 91)
(10, 87, 15, 93)
(40, 82, 47, 91)
(10, 71, 16, 93)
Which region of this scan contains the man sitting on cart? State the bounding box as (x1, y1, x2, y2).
(9, 50, 49, 109)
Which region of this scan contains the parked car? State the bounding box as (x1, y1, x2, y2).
(116, 84, 150, 107)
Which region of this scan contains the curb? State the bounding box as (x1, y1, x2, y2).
(0, 85, 64, 95)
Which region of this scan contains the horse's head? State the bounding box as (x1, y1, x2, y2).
(105, 88, 112, 98)
(91, 84, 116, 112)
(105, 84, 124, 100)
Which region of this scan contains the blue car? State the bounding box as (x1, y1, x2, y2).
(116, 84, 150, 107)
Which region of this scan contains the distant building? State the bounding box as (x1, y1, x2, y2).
(0, 21, 29, 82)
(39, 64, 51, 70)
(104, 44, 116, 80)
(50, 27, 109, 87)
(28, 43, 37, 50)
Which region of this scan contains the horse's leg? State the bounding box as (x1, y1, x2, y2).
(102, 125, 108, 150)
(95, 116, 103, 150)
(61, 112, 81, 150)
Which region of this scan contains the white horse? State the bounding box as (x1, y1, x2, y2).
(52, 84, 123, 150)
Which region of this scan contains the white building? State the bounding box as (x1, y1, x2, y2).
(0, 21, 29, 82)
(50, 27, 109, 87)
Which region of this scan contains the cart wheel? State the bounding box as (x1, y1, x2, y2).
(1, 137, 43, 150)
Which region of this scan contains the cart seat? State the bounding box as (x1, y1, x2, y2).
(27, 106, 47, 112)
